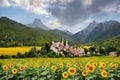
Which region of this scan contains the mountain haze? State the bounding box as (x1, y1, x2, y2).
(27, 18, 50, 30)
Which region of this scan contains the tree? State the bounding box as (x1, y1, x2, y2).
(106, 47, 117, 55)
(99, 48, 106, 55)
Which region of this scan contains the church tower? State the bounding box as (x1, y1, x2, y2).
(62, 37, 64, 45)
(65, 39, 69, 46)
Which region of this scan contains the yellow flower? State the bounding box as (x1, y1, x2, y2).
(12, 68, 17, 74)
(82, 70, 88, 76)
(99, 66, 104, 71)
(66, 63, 71, 67)
(62, 72, 68, 79)
(88, 65, 94, 73)
(79, 66, 84, 71)
(68, 67, 76, 75)
(74, 63, 79, 67)
(85, 64, 91, 69)
(101, 63, 106, 67)
(101, 70, 107, 78)
(24, 65, 28, 69)
(59, 64, 63, 69)
(42, 65, 46, 69)
(111, 64, 118, 70)
(19, 66, 25, 70)
(93, 63, 97, 67)
(51, 65, 57, 71)
(9, 64, 14, 68)
(2, 65, 8, 70)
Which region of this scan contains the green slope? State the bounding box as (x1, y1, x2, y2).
(0, 17, 63, 47)
(93, 37, 120, 48)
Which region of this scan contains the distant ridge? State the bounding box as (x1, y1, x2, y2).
(73, 20, 120, 43)
(27, 18, 50, 30)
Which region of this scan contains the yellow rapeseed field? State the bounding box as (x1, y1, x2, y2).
(0, 46, 42, 55)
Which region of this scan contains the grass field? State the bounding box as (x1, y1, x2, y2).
(0, 46, 42, 55)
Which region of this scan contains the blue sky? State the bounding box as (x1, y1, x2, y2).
(0, 0, 120, 34)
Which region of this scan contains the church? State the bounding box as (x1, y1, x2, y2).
(50, 38, 85, 57)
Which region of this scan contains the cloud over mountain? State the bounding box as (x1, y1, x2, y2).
(0, 0, 120, 27)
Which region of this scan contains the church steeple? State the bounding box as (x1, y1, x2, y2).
(66, 39, 68, 46)
(62, 37, 64, 44)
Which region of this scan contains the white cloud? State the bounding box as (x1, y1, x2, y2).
(102, 6, 120, 14)
(46, 19, 68, 29)
(67, 18, 93, 33)
(46, 18, 93, 34)
(0, 0, 10, 7)
(82, 0, 93, 8)
(10, 0, 50, 15)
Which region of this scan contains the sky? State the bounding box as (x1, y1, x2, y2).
(0, 0, 120, 34)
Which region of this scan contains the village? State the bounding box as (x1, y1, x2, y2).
(50, 39, 118, 57)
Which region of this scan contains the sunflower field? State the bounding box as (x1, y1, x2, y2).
(0, 57, 120, 80)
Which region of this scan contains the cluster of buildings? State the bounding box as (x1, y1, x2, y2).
(50, 39, 118, 57)
(50, 39, 85, 57)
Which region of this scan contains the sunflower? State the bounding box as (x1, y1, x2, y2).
(88, 65, 94, 73)
(42, 65, 46, 69)
(12, 68, 17, 74)
(19, 65, 25, 70)
(66, 63, 71, 67)
(51, 65, 57, 71)
(74, 63, 79, 67)
(2, 65, 8, 70)
(9, 64, 14, 68)
(101, 63, 106, 67)
(82, 70, 88, 76)
(99, 66, 104, 71)
(24, 65, 28, 69)
(85, 64, 91, 69)
(93, 63, 97, 67)
(57, 63, 60, 66)
(79, 66, 84, 71)
(101, 70, 107, 78)
(110, 63, 113, 67)
(62, 72, 68, 79)
(60, 64, 63, 69)
(111, 64, 117, 70)
(68, 67, 76, 75)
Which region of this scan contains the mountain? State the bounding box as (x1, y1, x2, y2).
(73, 21, 98, 41)
(63, 30, 73, 35)
(0, 17, 68, 47)
(73, 20, 120, 43)
(27, 18, 50, 30)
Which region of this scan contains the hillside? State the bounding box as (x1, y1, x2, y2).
(73, 20, 120, 44)
(0, 17, 71, 47)
(93, 37, 120, 48)
(73, 21, 98, 41)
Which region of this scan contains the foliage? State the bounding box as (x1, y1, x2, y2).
(106, 47, 117, 55)
(0, 57, 120, 79)
(93, 38, 120, 48)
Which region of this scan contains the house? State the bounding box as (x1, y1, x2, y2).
(50, 39, 85, 57)
(109, 52, 117, 57)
